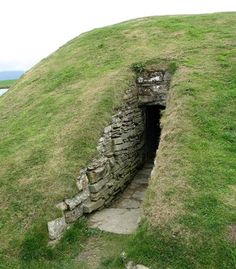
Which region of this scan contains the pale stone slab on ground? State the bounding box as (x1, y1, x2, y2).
(132, 175, 149, 185)
(126, 261, 150, 269)
(116, 198, 140, 209)
(132, 190, 146, 201)
(88, 162, 153, 235)
(89, 208, 140, 234)
(136, 265, 150, 269)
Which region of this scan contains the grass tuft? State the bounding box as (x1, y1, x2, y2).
(20, 225, 54, 261)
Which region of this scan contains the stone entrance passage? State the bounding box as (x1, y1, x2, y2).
(48, 69, 171, 240)
(87, 72, 168, 234)
(88, 105, 164, 234)
(89, 162, 153, 234)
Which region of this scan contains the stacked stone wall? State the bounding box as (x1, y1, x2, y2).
(48, 70, 171, 240)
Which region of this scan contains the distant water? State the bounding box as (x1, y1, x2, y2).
(0, 88, 8, 96)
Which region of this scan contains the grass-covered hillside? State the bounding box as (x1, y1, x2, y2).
(0, 12, 235, 268)
(0, 79, 16, 88)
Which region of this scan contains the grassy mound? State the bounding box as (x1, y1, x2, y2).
(0, 12, 235, 268)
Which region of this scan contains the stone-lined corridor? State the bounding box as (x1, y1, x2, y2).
(89, 162, 153, 234)
(48, 69, 171, 240)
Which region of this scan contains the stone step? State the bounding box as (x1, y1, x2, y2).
(89, 208, 140, 234)
(136, 169, 152, 177)
(132, 176, 149, 185)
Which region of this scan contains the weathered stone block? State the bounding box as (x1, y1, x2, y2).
(89, 178, 107, 193)
(104, 125, 112, 134)
(104, 151, 113, 158)
(164, 71, 171, 81)
(83, 199, 104, 213)
(76, 173, 89, 192)
(137, 77, 144, 83)
(136, 265, 150, 269)
(87, 166, 106, 183)
(90, 187, 110, 201)
(113, 141, 133, 153)
(48, 217, 67, 240)
(65, 205, 83, 223)
(113, 137, 123, 145)
(112, 122, 122, 129)
(65, 190, 89, 210)
(87, 157, 107, 170)
(126, 261, 150, 269)
(111, 129, 122, 137)
(108, 156, 115, 167)
(148, 75, 162, 82)
(152, 85, 161, 92)
(104, 195, 114, 206)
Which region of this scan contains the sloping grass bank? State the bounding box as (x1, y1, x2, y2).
(0, 79, 16, 88)
(0, 12, 235, 268)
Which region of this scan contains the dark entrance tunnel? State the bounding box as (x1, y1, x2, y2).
(145, 105, 165, 161)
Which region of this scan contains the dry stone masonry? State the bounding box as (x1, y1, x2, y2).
(48, 69, 171, 240)
(137, 70, 171, 106)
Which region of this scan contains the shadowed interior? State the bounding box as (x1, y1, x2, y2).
(145, 105, 164, 161)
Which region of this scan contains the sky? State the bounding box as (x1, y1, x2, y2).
(0, 0, 235, 71)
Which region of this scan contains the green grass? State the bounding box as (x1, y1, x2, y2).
(0, 79, 16, 88)
(0, 12, 236, 268)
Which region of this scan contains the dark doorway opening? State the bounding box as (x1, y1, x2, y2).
(145, 105, 164, 161)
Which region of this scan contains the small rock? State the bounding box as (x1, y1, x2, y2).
(149, 75, 162, 82)
(76, 173, 89, 192)
(164, 71, 172, 81)
(48, 217, 67, 240)
(126, 261, 150, 269)
(152, 85, 161, 92)
(55, 202, 67, 211)
(126, 261, 136, 269)
(104, 125, 112, 134)
(120, 250, 127, 262)
(137, 77, 144, 83)
(136, 264, 150, 269)
(64, 205, 83, 223)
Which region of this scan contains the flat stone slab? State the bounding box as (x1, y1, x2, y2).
(88, 163, 153, 235)
(132, 175, 149, 185)
(89, 208, 140, 234)
(132, 190, 146, 201)
(115, 198, 140, 209)
(126, 261, 150, 269)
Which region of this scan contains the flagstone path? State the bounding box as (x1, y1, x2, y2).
(89, 162, 153, 234)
